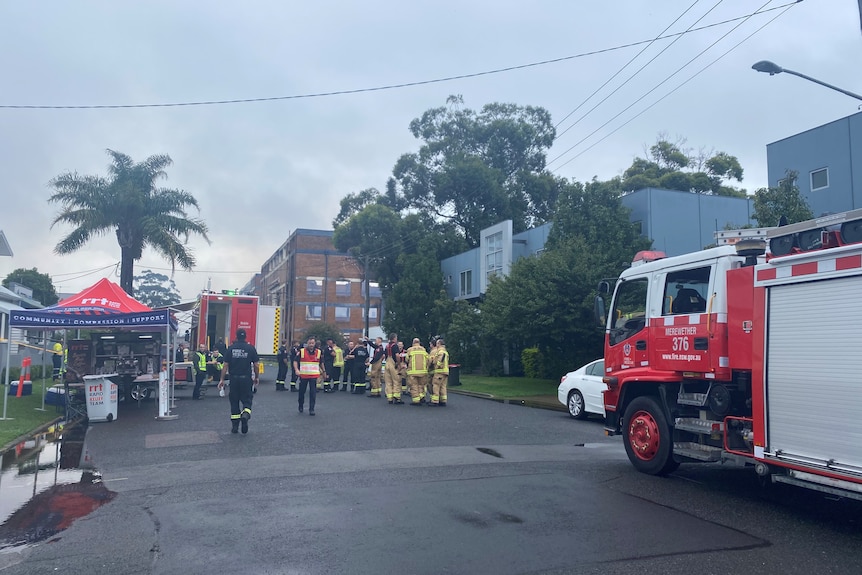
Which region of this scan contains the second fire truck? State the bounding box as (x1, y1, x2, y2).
(597, 208, 862, 501)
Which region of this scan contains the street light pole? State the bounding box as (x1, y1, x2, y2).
(752, 60, 862, 102)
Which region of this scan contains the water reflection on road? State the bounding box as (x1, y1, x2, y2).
(0, 422, 116, 551)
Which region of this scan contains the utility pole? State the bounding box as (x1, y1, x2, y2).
(363, 254, 370, 338)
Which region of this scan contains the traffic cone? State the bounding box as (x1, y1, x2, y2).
(16, 357, 32, 398)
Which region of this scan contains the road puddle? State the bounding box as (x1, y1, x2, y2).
(0, 422, 116, 551)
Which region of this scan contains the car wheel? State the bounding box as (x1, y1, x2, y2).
(622, 395, 679, 476)
(130, 383, 150, 401)
(567, 390, 587, 420)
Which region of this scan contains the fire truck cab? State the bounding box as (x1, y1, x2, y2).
(599, 208, 862, 500)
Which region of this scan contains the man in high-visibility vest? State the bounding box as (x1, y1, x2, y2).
(294, 337, 326, 416)
(406, 338, 429, 406)
(52, 341, 63, 381)
(192, 344, 210, 400)
(332, 340, 346, 391)
(430, 338, 450, 406)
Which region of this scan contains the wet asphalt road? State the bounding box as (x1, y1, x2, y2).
(2, 378, 861, 574)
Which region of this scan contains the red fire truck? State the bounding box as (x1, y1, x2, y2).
(597, 208, 862, 500)
(189, 291, 280, 355)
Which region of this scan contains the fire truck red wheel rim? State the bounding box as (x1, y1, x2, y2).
(628, 410, 660, 461)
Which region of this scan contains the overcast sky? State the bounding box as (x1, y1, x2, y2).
(1, 0, 860, 303)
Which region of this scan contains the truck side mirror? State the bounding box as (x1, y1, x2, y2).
(594, 295, 607, 329)
(597, 281, 610, 294)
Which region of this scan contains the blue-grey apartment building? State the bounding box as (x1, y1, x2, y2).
(766, 110, 862, 216)
(441, 187, 755, 300)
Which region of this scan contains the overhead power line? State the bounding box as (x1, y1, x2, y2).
(553, 0, 725, 143)
(0, 3, 797, 111)
(551, 1, 796, 172)
(546, 0, 779, 169)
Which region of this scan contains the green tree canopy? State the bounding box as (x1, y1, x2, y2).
(2, 268, 59, 306)
(481, 177, 651, 377)
(133, 269, 181, 308)
(621, 136, 746, 197)
(391, 95, 557, 245)
(49, 149, 210, 296)
(752, 170, 814, 227)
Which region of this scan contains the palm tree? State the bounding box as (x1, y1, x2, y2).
(49, 149, 210, 296)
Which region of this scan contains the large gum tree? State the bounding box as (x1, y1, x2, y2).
(49, 149, 210, 296)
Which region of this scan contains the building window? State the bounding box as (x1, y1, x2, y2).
(369, 281, 382, 298)
(486, 231, 503, 280)
(459, 270, 472, 297)
(810, 168, 829, 191)
(306, 305, 323, 320)
(362, 307, 379, 320)
(335, 280, 351, 297)
(306, 279, 323, 295)
(335, 306, 350, 322)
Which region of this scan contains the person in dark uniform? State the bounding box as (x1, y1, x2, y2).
(275, 339, 289, 391)
(217, 328, 260, 434)
(215, 337, 228, 358)
(342, 340, 355, 391)
(323, 339, 337, 392)
(351, 339, 370, 394)
(289, 340, 301, 392)
(175, 344, 185, 364)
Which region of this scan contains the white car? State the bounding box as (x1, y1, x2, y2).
(557, 359, 607, 420)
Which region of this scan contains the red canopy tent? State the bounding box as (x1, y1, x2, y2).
(54, 278, 151, 314)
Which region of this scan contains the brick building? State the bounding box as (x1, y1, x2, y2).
(255, 229, 382, 344)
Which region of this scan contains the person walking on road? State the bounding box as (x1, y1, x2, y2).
(192, 344, 210, 400)
(275, 339, 289, 391)
(367, 337, 385, 398)
(406, 338, 429, 405)
(295, 337, 326, 415)
(218, 328, 260, 434)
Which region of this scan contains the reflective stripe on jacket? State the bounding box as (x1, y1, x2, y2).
(433, 348, 449, 374)
(406, 346, 429, 375)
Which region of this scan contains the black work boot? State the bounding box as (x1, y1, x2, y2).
(231, 421, 239, 434)
(341, 383, 347, 391)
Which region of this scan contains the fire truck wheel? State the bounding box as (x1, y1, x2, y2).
(567, 390, 587, 420)
(623, 395, 679, 476)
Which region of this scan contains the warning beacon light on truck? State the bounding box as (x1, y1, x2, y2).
(631, 250, 666, 266)
(767, 207, 862, 257)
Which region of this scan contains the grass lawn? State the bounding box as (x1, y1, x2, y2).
(0, 379, 63, 449)
(456, 375, 559, 398)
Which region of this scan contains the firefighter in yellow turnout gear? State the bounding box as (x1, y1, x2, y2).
(383, 333, 403, 404)
(406, 338, 429, 405)
(430, 338, 449, 406)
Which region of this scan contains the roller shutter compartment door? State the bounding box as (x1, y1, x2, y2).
(765, 275, 862, 470)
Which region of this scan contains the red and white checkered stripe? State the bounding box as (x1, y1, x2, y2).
(756, 249, 862, 287)
(660, 313, 727, 326)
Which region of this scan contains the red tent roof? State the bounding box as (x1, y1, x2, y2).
(54, 278, 151, 314)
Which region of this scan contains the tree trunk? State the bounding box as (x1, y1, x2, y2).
(120, 247, 135, 296)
